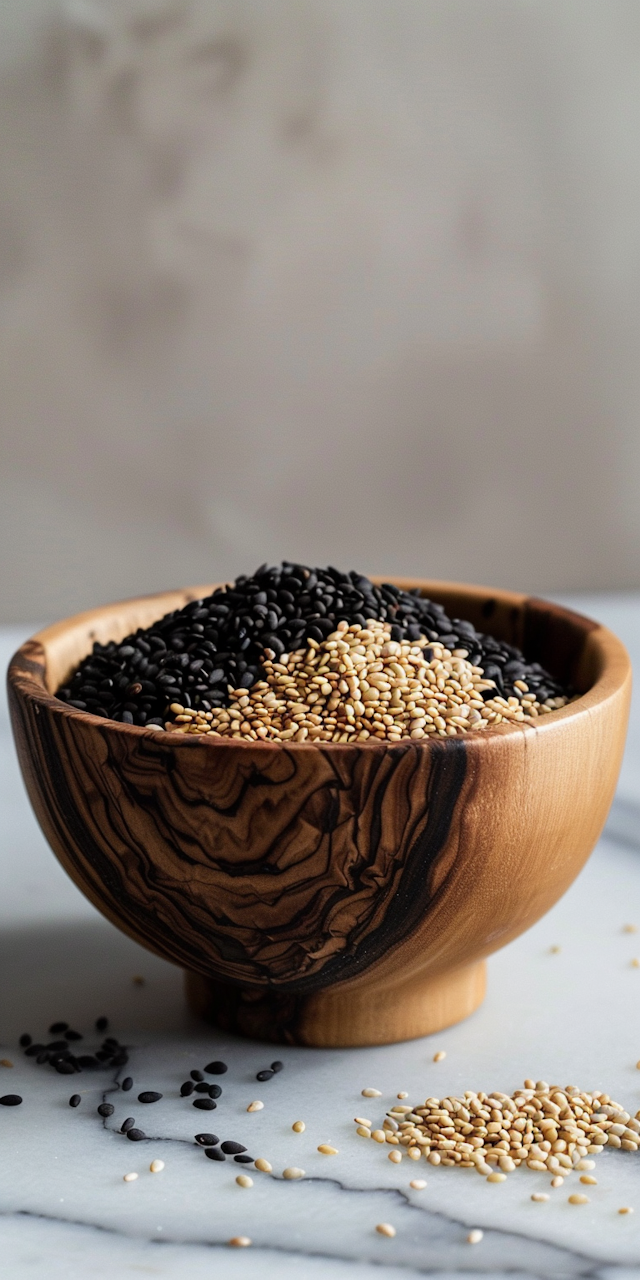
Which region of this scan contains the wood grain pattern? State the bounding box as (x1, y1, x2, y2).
(7, 580, 632, 1046)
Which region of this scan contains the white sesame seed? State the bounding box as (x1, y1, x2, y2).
(317, 1144, 339, 1155)
(123, 1173, 138, 1182)
(618, 1207, 634, 1214)
(467, 1229, 483, 1244)
(409, 1179, 427, 1189)
(292, 1121, 305, 1133)
(236, 1175, 253, 1188)
(254, 1159, 272, 1173)
(149, 1160, 164, 1173)
(362, 1088, 382, 1098)
(433, 1051, 446, 1062)
(531, 1193, 549, 1202)
(228, 1236, 252, 1247)
(568, 1194, 589, 1205)
(388, 1150, 402, 1164)
(247, 1100, 264, 1112)
(376, 1223, 396, 1237)
(282, 1167, 305, 1180)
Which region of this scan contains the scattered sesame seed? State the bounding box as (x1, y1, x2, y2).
(356, 1126, 371, 1138)
(228, 1237, 252, 1248)
(194, 1133, 219, 1146)
(487, 1173, 506, 1183)
(631, 959, 640, 968)
(531, 1193, 549, 1202)
(388, 1150, 402, 1164)
(549, 945, 561, 954)
(292, 1121, 305, 1133)
(0, 1060, 13, 1068)
(193, 1098, 216, 1111)
(271, 1061, 284, 1073)
(254, 1158, 272, 1172)
(551, 1177, 565, 1188)
(247, 1101, 264, 1112)
(433, 1051, 446, 1062)
(121, 1077, 133, 1092)
(236, 1175, 253, 1188)
(618, 1207, 634, 1215)
(371, 1130, 386, 1144)
(282, 1167, 305, 1180)
(576, 1160, 596, 1170)
(205, 1061, 228, 1075)
(190, 1070, 205, 1082)
(180, 1082, 195, 1096)
(19, 1035, 31, 1048)
(95, 1017, 108, 1031)
(580, 1176, 597, 1185)
(623, 925, 637, 933)
(362, 1088, 381, 1098)
(138, 1092, 162, 1104)
(69, 1094, 81, 1108)
(467, 1229, 483, 1244)
(123, 1172, 138, 1182)
(354, 1117, 371, 1127)
(205, 1147, 225, 1161)
(126, 1129, 145, 1141)
(256, 1070, 274, 1082)
(97, 1103, 114, 1117)
(221, 1141, 246, 1155)
(397, 1092, 408, 1100)
(409, 1179, 427, 1190)
(318, 1145, 338, 1155)
(49, 1022, 68, 1034)
(376, 1223, 396, 1238)
(150, 1160, 164, 1173)
(121, 1118, 136, 1133)
(235, 1154, 255, 1164)
(568, 1194, 589, 1205)
(407, 1148, 422, 1161)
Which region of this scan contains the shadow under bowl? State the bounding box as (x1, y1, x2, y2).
(7, 579, 631, 1046)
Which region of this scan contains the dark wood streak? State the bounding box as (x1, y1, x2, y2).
(7, 580, 632, 1045)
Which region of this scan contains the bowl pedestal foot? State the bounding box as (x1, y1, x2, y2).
(184, 960, 486, 1047)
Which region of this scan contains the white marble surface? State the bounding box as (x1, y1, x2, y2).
(2, 595, 640, 1279)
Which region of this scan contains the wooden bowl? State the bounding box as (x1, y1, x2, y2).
(7, 580, 631, 1047)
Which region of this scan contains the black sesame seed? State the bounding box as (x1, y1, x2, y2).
(49, 1022, 68, 1034)
(69, 1094, 81, 1107)
(121, 1077, 133, 1091)
(36, 1053, 50, 1065)
(0, 1094, 22, 1106)
(208, 1084, 222, 1099)
(95, 1017, 108, 1031)
(47, 1041, 69, 1052)
(195, 1133, 219, 1146)
(77, 1055, 99, 1068)
(234, 1154, 254, 1163)
(121, 1117, 136, 1133)
(204, 1146, 225, 1160)
(204, 1061, 228, 1075)
(180, 1081, 195, 1096)
(138, 1091, 162, 1103)
(193, 1098, 216, 1111)
(55, 1061, 76, 1075)
(97, 1103, 115, 1117)
(270, 1061, 284, 1073)
(19, 1034, 31, 1048)
(24, 1044, 45, 1057)
(256, 1069, 274, 1082)
(221, 1140, 246, 1154)
(126, 1128, 146, 1141)
(190, 1070, 205, 1082)
(194, 1082, 211, 1093)
(64, 1030, 83, 1041)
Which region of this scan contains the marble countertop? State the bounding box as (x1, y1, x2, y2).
(2, 594, 640, 1280)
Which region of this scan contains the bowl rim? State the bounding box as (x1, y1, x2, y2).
(8, 577, 632, 750)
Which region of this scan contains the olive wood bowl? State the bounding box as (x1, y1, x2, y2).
(7, 580, 631, 1047)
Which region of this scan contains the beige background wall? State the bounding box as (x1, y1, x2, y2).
(1, 0, 639, 623)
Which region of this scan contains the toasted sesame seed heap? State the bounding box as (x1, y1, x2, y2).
(356, 1081, 640, 1175)
(167, 620, 570, 742)
(55, 562, 571, 728)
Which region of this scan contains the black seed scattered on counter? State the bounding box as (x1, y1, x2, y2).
(221, 1141, 246, 1155)
(77, 1056, 99, 1069)
(256, 1069, 274, 1082)
(193, 1098, 217, 1111)
(98, 1103, 115, 1117)
(271, 1061, 284, 1073)
(195, 1133, 219, 1146)
(180, 1081, 195, 1097)
(55, 563, 571, 727)
(122, 1077, 133, 1092)
(126, 1128, 146, 1141)
(111, 1053, 128, 1067)
(194, 1082, 211, 1094)
(103, 1038, 119, 1048)
(204, 1146, 226, 1161)
(190, 1070, 204, 1082)
(208, 1085, 222, 1099)
(49, 1022, 68, 1034)
(69, 1094, 81, 1108)
(64, 1030, 83, 1042)
(204, 1061, 227, 1075)
(95, 1017, 108, 1031)
(24, 1044, 45, 1057)
(56, 1061, 76, 1075)
(48, 1041, 70, 1052)
(234, 1154, 254, 1164)
(0, 1095, 22, 1106)
(121, 1117, 136, 1133)
(138, 1092, 162, 1104)
(19, 1034, 31, 1048)
(36, 1053, 50, 1065)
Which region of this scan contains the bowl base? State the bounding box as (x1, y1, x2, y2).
(184, 960, 486, 1047)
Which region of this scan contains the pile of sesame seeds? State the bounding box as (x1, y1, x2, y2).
(355, 1080, 640, 1182)
(167, 620, 569, 743)
(54, 562, 572, 731)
